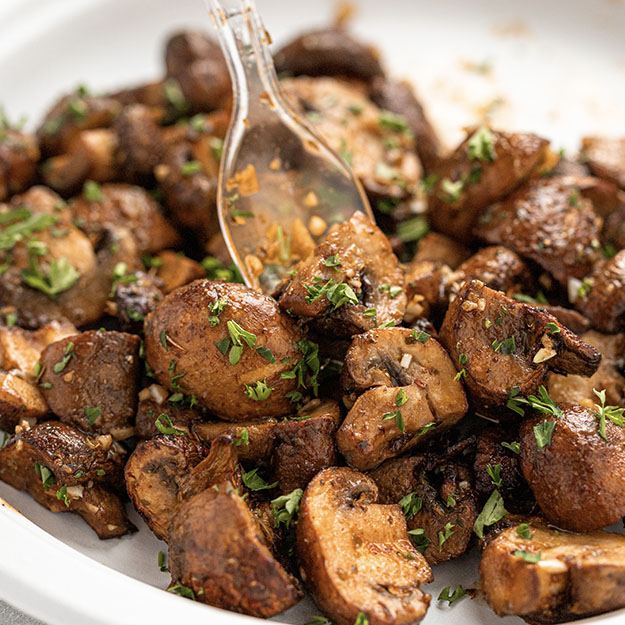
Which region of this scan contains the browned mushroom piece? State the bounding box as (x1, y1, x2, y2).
(411, 232, 471, 269)
(144, 280, 306, 421)
(406, 464, 476, 565)
(113, 104, 166, 183)
(481, 521, 625, 623)
(135, 395, 202, 439)
(125, 434, 205, 540)
(541, 305, 590, 335)
(548, 331, 625, 408)
(107, 80, 169, 108)
(278, 212, 406, 336)
(0, 319, 77, 375)
(271, 400, 340, 493)
(275, 27, 384, 82)
(164, 31, 231, 114)
(475, 177, 602, 286)
(153, 250, 205, 294)
(42, 128, 118, 195)
(337, 327, 467, 470)
(368, 77, 441, 173)
(297, 467, 432, 625)
(428, 128, 550, 240)
(169, 481, 303, 617)
(574, 250, 625, 333)
(402, 260, 450, 322)
(368, 455, 423, 503)
(0, 187, 142, 327)
(112, 271, 163, 330)
(473, 427, 534, 513)
(439, 280, 601, 411)
(39, 330, 141, 439)
(71, 183, 180, 254)
(581, 136, 625, 189)
(0, 421, 132, 539)
(281, 77, 421, 201)
(520, 404, 625, 531)
(0, 372, 48, 431)
(0, 125, 40, 201)
(37, 88, 122, 157)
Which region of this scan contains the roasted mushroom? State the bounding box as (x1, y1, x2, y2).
(0, 122, 40, 201)
(152, 250, 205, 294)
(475, 176, 602, 286)
(39, 330, 141, 439)
(520, 404, 625, 531)
(581, 136, 625, 189)
(279, 212, 407, 336)
(297, 467, 432, 625)
(410, 232, 471, 269)
(169, 483, 303, 617)
(439, 280, 601, 411)
(481, 521, 625, 623)
(428, 127, 550, 240)
(145, 280, 306, 421)
(0, 421, 132, 539)
(0, 371, 48, 431)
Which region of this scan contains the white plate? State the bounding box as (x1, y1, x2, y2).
(0, 0, 624, 624)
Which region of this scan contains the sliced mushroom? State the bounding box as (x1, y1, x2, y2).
(548, 331, 625, 408)
(169, 483, 303, 617)
(481, 521, 625, 623)
(439, 280, 601, 410)
(369, 77, 441, 173)
(0, 126, 39, 201)
(475, 177, 602, 286)
(39, 330, 141, 438)
(281, 77, 420, 201)
(164, 31, 231, 114)
(574, 249, 625, 333)
(297, 467, 432, 625)
(520, 404, 625, 531)
(124, 434, 204, 540)
(428, 128, 549, 240)
(0, 421, 132, 539)
(70, 183, 180, 254)
(274, 28, 384, 82)
(278, 212, 406, 336)
(581, 136, 625, 189)
(144, 280, 306, 421)
(0, 371, 48, 431)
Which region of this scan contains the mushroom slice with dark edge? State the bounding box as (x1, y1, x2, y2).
(428, 127, 550, 240)
(481, 520, 625, 623)
(337, 327, 467, 470)
(278, 212, 406, 336)
(274, 27, 385, 82)
(144, 280, 306, 421)
(548, 331, 625, 408)
(368, 77, 441, 173)
(70, 182, 180, 254)
(573, 249, 625, 333)
(0, 421, 132, 539)
(439, 280, 601, 411)
(581, 136, 625, 189)
(297, 467, 432, 625)
(164, 31, 231, 114)
(168, 483, 303, 617)
(125, 435, 205, 541)
(475, 176, 602, 286)
(520, 404, 625, 531)
(39, 330, 141, 439)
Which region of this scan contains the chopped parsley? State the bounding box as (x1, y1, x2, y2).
(379, 110, 411, 134)
(53, 341, 74, 374)
(354, 613, 369, 625)
(491, 336, 516, 355)
(208, 298, 227, 327)
(454, 353, 468, 381)
(396, 216, 429, 243)
(544, 322, 560, 334)
(281, 339, 320, 397)
(158, 550, 168, 572)
(83, 180, 103, 202)
(155, 413, 186, 436)
(411, 329, 430, 343)
(84, 406, 102, 426)
(516, 523, 533, 540)
(437, 584, 467, 606)
(474, 489, 507, 538)
(22, 257, 79, 298)
(242, 468, 277, 492)
(501, 440, 521, 454)
(378, 283, 403, 299)
(399, 492, 422, 519)
(533, 420, 557, 449)
(55, 485, 71, 507)
(244, 379, 273, 402)
(34, 463, 55, 489)
(440, 178, 464, 203)
(467, 126, 496, 162)
(593, 388, 625, 440)
(407, 528, 430, 552)
(180, 160, 202, 177)
(323, 255, 341, 268)
(225, 320, 257, 365)
(166, 583, 195, 600)
(233, 428, 249, 447)
(270, 488, 303, 528)
(514, 550, 542, 563)
(486, 463, 502, 488)
(305, 278, 359, 309)
(438, 522, 455, 548)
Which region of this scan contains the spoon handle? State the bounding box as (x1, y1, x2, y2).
(204, 0, 282, 123)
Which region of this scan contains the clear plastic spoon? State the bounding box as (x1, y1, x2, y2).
(205, 0, 374, 294)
